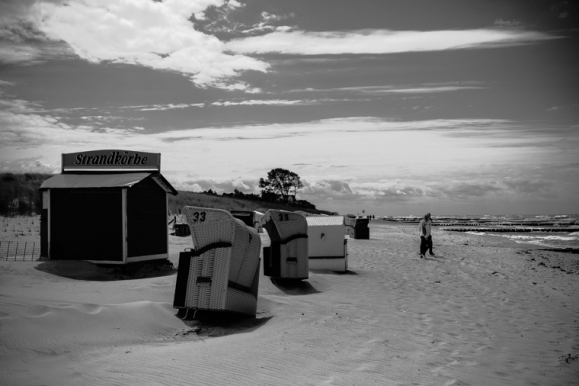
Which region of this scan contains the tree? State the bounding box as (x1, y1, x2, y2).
(259, 168, 304, 202)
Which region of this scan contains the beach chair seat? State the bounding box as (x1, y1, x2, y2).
(173, 207, 261, 317)
(261, 210, 308, 280)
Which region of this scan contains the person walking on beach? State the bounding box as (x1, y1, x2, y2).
(419, 213, 435, 258)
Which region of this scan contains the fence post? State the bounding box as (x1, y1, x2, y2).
(23, 242, 27, 261)
(7, 241, 10, 261)
(15, 242, 18, 259)
(32, 241, 35, 260)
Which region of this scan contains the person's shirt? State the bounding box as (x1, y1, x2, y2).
(418, 219, 431, 237)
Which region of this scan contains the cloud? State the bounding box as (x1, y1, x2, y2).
(210, 98, 353, 106)
(502, 178, 552, 195)
(172, 176, 260, 194)
(495, 19, 523, 27)
(0, 158, 58, 174)
(0, 107, 141, 148)
(241, 12, 295, 35)
(0, 98, 44, 113)
(298, 177, 556, 204)
(289, 83, 484, 95)
(0, 157, 60, 174)
(1, 0, 268, 90)
(212, 99, 303, 106)
(135, 103, 205, 111)
(226, 28, 558, 55)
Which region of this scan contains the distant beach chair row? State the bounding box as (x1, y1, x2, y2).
(173, 207, 360, 317)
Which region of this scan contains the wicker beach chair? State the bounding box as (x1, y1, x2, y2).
(173, 207, 261, 317)
(261, 210, 309, 280)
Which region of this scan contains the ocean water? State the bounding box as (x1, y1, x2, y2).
(454, 214, 579, 249)
(384, 214, 579, 249)
(466, 231, 579, 249)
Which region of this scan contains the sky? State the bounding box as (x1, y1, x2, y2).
(1, 0, 578, 216)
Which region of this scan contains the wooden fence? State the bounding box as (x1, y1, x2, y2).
(0, 241, 43, 261)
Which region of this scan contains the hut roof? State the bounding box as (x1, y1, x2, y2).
(40, 173, 177, 195)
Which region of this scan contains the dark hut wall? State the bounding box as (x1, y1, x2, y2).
(127, 177, 167, 258)
(50, 188, 123, 261)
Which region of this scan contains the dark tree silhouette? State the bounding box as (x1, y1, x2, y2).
(259, 168, 304, 202)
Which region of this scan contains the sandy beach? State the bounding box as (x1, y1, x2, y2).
(1, 217, 578, 385)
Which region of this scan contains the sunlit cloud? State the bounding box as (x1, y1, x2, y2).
(1, 0, 269, 90)
(226, 28, 558, 55)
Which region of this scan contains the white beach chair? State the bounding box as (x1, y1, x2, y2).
(261, 210, 309, 280)
(307, 215, 348, 272)
(173, 207, 261, 317)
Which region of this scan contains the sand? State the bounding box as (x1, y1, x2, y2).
(1, 216, 578, 385)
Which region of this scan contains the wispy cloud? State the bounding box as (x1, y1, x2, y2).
(210, 98, 353, 106)
(226, 28, 558, 55)
(290, 82, 484, 95)
(136, 103, 205, 111)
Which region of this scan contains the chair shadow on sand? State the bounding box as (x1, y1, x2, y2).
(270, 278, 320, 295)
(174, 308, 274, 338)
(35, 259, 177, 281)
(309, 268, 358, 276)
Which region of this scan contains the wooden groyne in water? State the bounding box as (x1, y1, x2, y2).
(441, 227, 579, 233)
(383, 219, 578, 227)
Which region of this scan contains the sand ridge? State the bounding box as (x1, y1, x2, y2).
(1, 219, 578, 385)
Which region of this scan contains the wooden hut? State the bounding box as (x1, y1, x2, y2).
(39, 150, 177, 264)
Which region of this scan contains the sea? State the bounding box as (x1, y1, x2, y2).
(382, 214, 579, 250)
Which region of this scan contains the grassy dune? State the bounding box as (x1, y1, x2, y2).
(169, 191, 333, 215)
